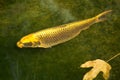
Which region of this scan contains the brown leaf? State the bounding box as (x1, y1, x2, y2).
(80, 59, 111, 80)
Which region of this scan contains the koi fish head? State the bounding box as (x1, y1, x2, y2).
(17, 34, 41, 48)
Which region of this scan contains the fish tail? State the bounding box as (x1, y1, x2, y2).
(95, 10, 112, 23)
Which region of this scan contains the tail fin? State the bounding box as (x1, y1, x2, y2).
(95, 10, 112, 23)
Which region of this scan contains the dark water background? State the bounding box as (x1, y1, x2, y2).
(0, 0, 120, 80)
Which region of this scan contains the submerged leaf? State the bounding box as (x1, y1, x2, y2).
(80, 59, 111, 80)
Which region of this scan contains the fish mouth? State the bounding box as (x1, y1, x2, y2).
(17, 41, 23, 48)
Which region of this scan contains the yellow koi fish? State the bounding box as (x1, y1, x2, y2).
(17, 10, 112, 48)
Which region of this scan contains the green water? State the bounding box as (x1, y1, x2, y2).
(0, 0, 120, 80)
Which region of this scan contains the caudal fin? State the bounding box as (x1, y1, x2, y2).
(95, 10, 112, 23)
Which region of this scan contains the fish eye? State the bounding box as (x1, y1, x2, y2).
(23, 42, 32, 47)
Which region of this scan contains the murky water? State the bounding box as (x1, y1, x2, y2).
(0, 0, 120, 80)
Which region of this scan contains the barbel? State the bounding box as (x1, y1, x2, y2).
(17, 10, 112, 48)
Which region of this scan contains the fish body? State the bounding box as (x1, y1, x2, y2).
(17, 10, 112, 48)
